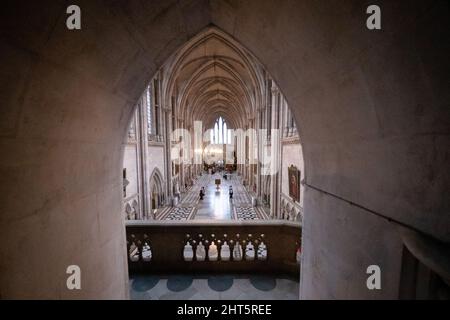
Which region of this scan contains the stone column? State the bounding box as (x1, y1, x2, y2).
(283, 99, 289, 138)
(136, 95, 151, 219)
(164, 106, 173, 204)
(247, 120, 253, 190)
(256, 107, 264, 200)
(160, 107, 168, 205)
(270, 86, 281, 219)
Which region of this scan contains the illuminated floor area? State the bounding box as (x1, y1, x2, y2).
(194, 173, 241, 220)
(129, 274, 299, 300)
(157, 173, 269, 221)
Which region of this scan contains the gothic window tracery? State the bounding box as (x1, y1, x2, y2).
(211, 117, 231, 144)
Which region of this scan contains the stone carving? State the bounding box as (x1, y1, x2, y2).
(208, 241, 218, 261)
(232, 241, 243, 261)
(257, 241, 268, 261)
(196, 241, 206, 261)
(183, 241, 194, 261)
(220, 241, 231, 261)
(129, 242, 140, 262)
(125, 199, 139, 220)
(142, 242, 152, 262)
(132, 200, 139, 216)
(245, 241, 256, 261)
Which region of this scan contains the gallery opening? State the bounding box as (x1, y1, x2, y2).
(0, 0, 449, 301)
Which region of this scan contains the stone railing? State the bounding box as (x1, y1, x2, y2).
(125, 220, 302, 278)
(124, 194, 140, 220)
(280, 193, 303, 223)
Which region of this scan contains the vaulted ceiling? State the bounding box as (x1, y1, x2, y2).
(161, 27, 266, 131)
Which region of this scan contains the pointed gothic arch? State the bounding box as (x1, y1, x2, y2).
(149, 168, 165, 212)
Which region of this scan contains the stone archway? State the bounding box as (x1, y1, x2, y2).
(0, 0, 448, 299)
(149, 168, 165, 213)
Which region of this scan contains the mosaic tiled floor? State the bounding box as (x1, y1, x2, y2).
(156, 173, 267, 221)
(154, 207, 171, 220)
(129, 274, 299, 300)
(180, 190, 200, 206)
(233, 206, 270, 220)
(230, 180, 252, 205)
(161, 207, 195, 220)
(180, 175, 211, 205)
(255, 207, 270, 219)
(234, 206, 259, 220)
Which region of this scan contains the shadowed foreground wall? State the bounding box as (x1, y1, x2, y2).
(0, 0, 448, 299)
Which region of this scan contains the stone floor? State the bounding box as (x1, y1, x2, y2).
(165, 172, 269, 221)
(129, 274, 299, 300)
(193, 173, 236, 220)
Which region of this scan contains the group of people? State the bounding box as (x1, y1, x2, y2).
(198, 185, 233, 200)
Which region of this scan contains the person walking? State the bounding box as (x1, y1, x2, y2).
(229, 186, 233, 200)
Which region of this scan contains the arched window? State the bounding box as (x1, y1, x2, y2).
(146, 85, 152, 132)
(218, 118, 223, 144)
(223, 122, 227, 143)
(212, 117, 230, 144)
(214, 122, 219, 144)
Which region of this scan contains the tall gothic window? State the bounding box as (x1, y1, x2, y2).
(211, 117, 231, 144)
(145, 78, 162, 141)
(154, 78, 160, 136)
(171, 96, 176, 131)
(267, 79, 272, 139)
(214, 122, 219, 143)
(146, 85, 152, 133)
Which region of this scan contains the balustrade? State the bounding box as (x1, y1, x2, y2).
(126, 220, 301, 277)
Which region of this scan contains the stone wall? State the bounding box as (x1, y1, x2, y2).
(0, 0, 448, 299)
